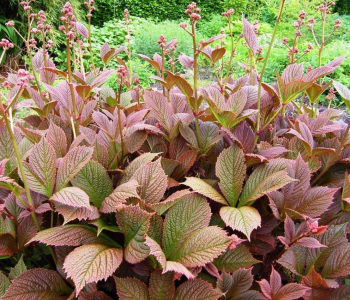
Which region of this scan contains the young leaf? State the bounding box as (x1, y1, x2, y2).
(149, 269, 175, 300)
(220, 206, 261, 240)
(56, 204, 100, 225)
(116, 205, 153, 264)
(301, 268, 331, 300)
(0, 269, 71, 300)
(216, 144, 246, 207)
(50, 187, 91, 209)
(115, 277, 150, 300)
(183, 177, 227, 205)
(46, 121, 68, 158)
(173, 279, 222, 300)
(56, 146, 93, 191)
(71, 161, 113, 208)
(239, 159, 294, 207)
(163, 194, 211, 258)
(242, 16, 258, 54)
(63, 244, 123, 296)
(214, 245, 259, 272)
(8, 255, 27, 281)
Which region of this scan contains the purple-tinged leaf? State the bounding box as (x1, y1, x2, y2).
(296, 237, 327, 248)
(91, 70, 115, 88)
(56, 204, 99, 225)
(242, 17, 258, 54)
(76, 22, 89, 38)
(56, 146, 93, 191)
(174, 279, 222, 300)
(64, 244, 123, 296)
(100, 179, 139, 213)
(282, 63, 304, 83)
(0, 269, 70, 300)
(178, 54, 194, 69)
(115, 277, 149, 300)
(116, 205, 153, 264)
(51, 187, 91, 209)
(322, 243, 350, 278)
(149, 269, 175, 300)
(301, 268, 331, 300)
(28, 225, 113, 247)
(303, 66, 335, 82)
(327, 56, 346, 68)
(220, 206, 261, 241)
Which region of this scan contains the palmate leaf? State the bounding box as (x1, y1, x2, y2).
(214, 245, 260, 272)
(0, 269, 71, 300)
(239, 159, 294, 207)
(149, 270, 175, 300)
(220, 206, 261, 241)
(71, 161, 113, 208)
(28, 224, 118, 247)
(216, 144, 246, 207)
(63, 244, 123, 296)
(56, 146, 94, 191)
(163, 194, 211, 258)
(183, 177, 227, 205)
(115, 277, 150, 300)
(116, 205, 153, 264)
(22, 138, 56, 197)
(173, 279, 222, 300)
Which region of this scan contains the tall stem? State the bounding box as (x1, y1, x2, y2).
(255, 0, 285, 136)
(88, 15, 96, 75)
(117, 83, 124, 162)
(66, 37, 79, 138)
(191, 22, 201, 146)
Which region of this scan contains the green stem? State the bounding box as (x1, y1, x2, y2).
(256, 0, 285, 136)
(117, 83, 124, 162)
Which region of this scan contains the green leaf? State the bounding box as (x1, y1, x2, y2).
(0, 268, 71, 300)
(64, 244, 123, 296)
(216, 144, 246, 207)
(50, 187, 91, 209)
(0, 272, 10, 297)
(8, 255, 26, 281)
(115, 277, 150, 300)
(163, 194, 211, 258)
(183, 177, 227, 205)
(174, 279, 222, 300)
(56, 146, 93, 191)
(89, 218, 121, 236)
(214, 245, 260, 272)
(220, 206, 261, 241)
(116, 205, 153, 264)
(239, 159, 294, 207)
(168, 226, 230, 268)
(22, 138, 56, 197)
(71, 161, 113, 208)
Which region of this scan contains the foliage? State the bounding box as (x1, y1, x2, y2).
(0, 1, 350, 299)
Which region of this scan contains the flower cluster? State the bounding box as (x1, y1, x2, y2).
(59, 2, 77, 40)
(157, 34, 166, 48)
(16, 69, 35, 89)
(185, 2, 201, 22)
(0, 39, 14, 49)
(83, 0, 96, 18)
(221, 8, 234, 18)
(19, 1, 33, 11)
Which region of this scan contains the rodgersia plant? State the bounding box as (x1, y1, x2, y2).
(0, 1, 350, 299)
